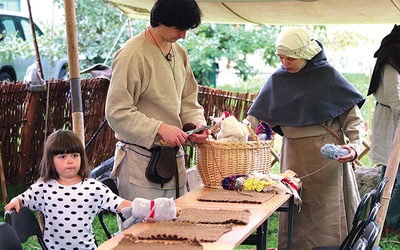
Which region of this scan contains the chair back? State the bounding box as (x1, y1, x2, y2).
(4, 207, 48, 250)
(366, 202, 381, 225)
(351, 238, 368, 250)
(362, 221, 380, 249)
(339, 190, 375, 250)
(370, 177, 388, 212)
(311, 188, 382, 250)
(101, 177, 119, 195)
(0, 222, 23, 250)
(353, 202, 381, 247)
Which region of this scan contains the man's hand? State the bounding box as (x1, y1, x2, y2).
(158, 123, 188, 147)
(187, 123, 210, 144)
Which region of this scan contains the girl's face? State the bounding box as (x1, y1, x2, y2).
(53, 153, 81, 182)
(278, 54, 307, 73)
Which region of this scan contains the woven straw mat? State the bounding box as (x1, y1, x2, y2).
(111, 234, 203, 250)
(136, 221, 232, 242)
(198, 188, 275, 204)
(176, 207, 250, 225)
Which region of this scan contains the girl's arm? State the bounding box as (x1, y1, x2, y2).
(116, 200, 132, 213)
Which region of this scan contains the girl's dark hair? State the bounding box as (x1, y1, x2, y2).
(40, 130, 89, 182)
(150, 0, 202, 30)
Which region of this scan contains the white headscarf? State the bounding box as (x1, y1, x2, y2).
(275, 27, 321, 60)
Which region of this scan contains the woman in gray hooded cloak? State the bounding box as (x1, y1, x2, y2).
(246, 27, 365, 249)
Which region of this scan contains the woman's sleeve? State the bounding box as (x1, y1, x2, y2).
(338, 105, 365, 155)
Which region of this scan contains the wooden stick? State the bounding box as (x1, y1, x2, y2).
(64, 0, 85, 144)
(0, 142, 8, 204)
(374, 121, 400, 245)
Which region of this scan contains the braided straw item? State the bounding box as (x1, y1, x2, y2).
(196, 125, 273, 188)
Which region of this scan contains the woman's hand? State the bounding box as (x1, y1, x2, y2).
(337, 145, 357, 163)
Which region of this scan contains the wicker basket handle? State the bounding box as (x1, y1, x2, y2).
(246, 125, 261, 147)
(209, 122, 221, 135)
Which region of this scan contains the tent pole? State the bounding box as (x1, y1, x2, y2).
(374, 121, 400, 245)
(18, 0, 43, 185)
(64, 0, 85, 144)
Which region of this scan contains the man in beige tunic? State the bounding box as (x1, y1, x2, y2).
(105, 0, 208, 208)
(246, 27, 365, 249)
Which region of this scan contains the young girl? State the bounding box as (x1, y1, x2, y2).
(4, 129, 132, 250)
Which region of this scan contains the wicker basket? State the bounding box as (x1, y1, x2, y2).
(195, 126, 273, 188)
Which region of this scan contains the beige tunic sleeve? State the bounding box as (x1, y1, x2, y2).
(338, 105, 365, 155)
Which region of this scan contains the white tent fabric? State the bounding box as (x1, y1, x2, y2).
(108, 0, 400, 25)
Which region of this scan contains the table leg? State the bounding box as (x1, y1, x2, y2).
(287, 195, 294, 250)
(242, 218, 268, 250)
(276, 195, 294, 250)
(256, 219, 268, 250)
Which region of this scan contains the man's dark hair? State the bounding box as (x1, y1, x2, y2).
(150, 0, 202, 30)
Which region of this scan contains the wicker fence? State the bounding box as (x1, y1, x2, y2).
(0, 79, 372, 189)
(0, 79, 115, 186)
(0, 80, 259, 186)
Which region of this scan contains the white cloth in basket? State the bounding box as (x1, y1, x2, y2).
(216, 116, 249, 142)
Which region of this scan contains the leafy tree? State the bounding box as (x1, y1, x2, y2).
(182, 24, 281, 85)
(53, 0, 147, 69)
(0, 20, 66, 65)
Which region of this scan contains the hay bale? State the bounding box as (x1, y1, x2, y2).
(355, 165, 381, 197)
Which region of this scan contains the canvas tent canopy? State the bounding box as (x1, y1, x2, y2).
(108, 0, 400, 25)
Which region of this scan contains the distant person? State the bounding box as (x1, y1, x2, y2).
(4, 130, 132, 249)
(367, 24, 400, 235)
(105, 0, 208, 205)
(246, 26, 366, 249)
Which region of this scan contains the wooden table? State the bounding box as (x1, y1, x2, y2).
(98, 187, 294, 250)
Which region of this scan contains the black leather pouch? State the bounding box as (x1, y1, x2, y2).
(145, 145, 179, 188)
